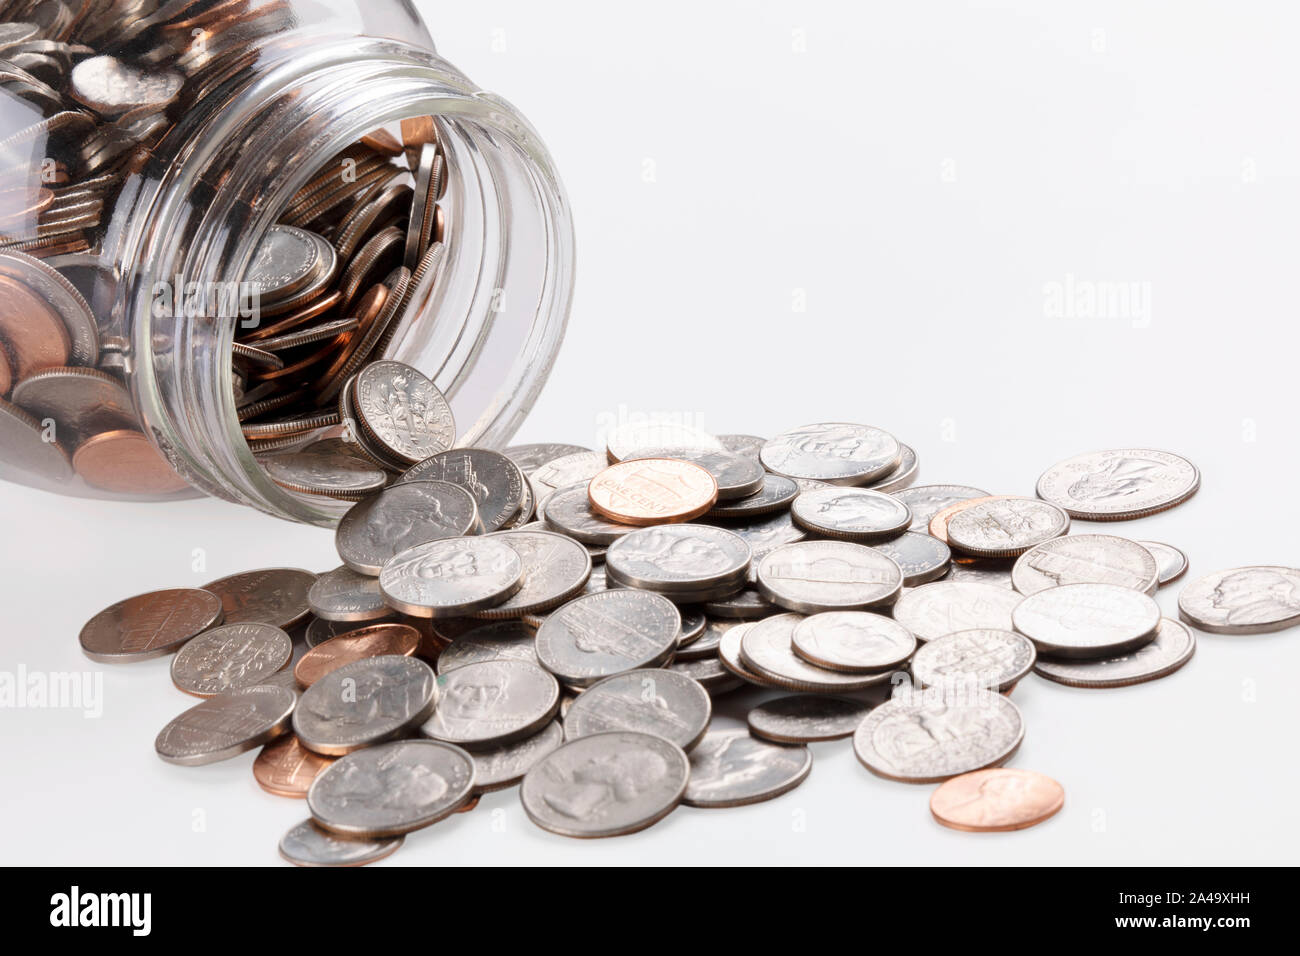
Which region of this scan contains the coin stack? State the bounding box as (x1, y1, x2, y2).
(0, 2, 453, 496)
(78, 397, 1300, 863)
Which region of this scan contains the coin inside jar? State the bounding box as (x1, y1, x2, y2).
(588, 457, 719, 525)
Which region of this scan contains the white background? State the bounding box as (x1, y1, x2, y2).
(3, 0, 1298, 865)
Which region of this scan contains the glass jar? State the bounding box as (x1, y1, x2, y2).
(0, 0, 575, 525)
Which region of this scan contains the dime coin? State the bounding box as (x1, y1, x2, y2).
(255, 737, 336, 798)
(945, 496, 1070, 558)
(605, 524, 751, 598)
(278, 820, 402, 867)
(930, 768, 1065, 832)
(504, 443, 593, 475)
(352, 361, 455, 465)
(474, 530, 591, 619)
(397, 448, 526, 532)
(927, 495, 1002, 544)
(308, 738, 475, 836)
(242, 224, 328, 303)
(910, 628, 1036, 692)
(170, 622, 292, 697)
(535, 590, 681, 687)
(72, 429, 191, 494)
(563, 669, 711, 751)
(1036, 449, 1200, 520)
(870, 532, 952, 586)
(1139, 541, 1189, 587)
(379, 537, 524, 618)
(1013, 583, 1160, 658)
(853, 687, 1024, 783)
(1011, 534, 1159, 596)
(717, 622, 775, 686)
(80, 587, 223, 663)
(742, 613, 895, 692)
(155, 684, 296, 766)
(470, 721, 565, 792)
(1177, 565, 1300, 634)
(307, 566, 390, 622)
(530, 451, 607, 499)
(790, 611, 916, 673)
(435, 620, 540, 674)
(1032, 618, 1196, 688)
(761, 422, 900, 486)
(892, 581, 1024, 643)
(542, 481, 633, 545)
(625, 446, 765, 500)
(335, 480, 480, 575)
(422, 659, 560, 749)
(293, 623, 421, 687)
(683, 729, 812, 808)
(203, 568, 316, 629)
(605, 420, 722, 462)
(520, 731, 689, 838)
(755, 541, 902, 614)
(891, 484, 991, 532)
(588, 458, 718, 524)
(706, 474, 799, 518)
(791, 486, 912, 542)
(293, 655, 437, 755)
(747, 695, 871, 743)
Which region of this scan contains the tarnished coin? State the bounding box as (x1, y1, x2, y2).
(293, 655, 437, 755)
(470, 721, 565, 792)
(10, 367, 134, 448)
(542, 482, 633, 546)
(742, 613, 894, 692)
(747, 695, 871, 743)
(706, 474, 799, 518)
(791, 486, 912, 541)
(791, 611, 916, 673)
(605, 420, 722, 462)
(352, 361, 455, 465)
(717, 622, 775, 686)
(422, 659, 560, 749)
(335, 480, 479, 575)
(308, 739, 475, 836)
(1012, 583, 1160, 659)
(606, 524, 751, 599)
(870, 532, 952, 587)
(473, 530, 591, 619)
(80, 587, 223, 663)
(379, 537, 523, 618)
(279, 820, 402, 867)
(755, 541, 902, 614)
(170, 622, 292, 697)
(588, 458, 718, 524)
(260, 441, 387, 499)
(155, 684, 296, 766)
(0, 398, 73, 484)
(863, 442, 919, 493)
(1033, 618, 1196, 688)
(1177, 565, 1300, 634)
(520, 731, 689, 838)
(892, 581, 1024, 643)
(293, 623, 421, 687)
(435, 620, 540, 674)
(1012, 534, 1158, 596)
(1036, 449, 1200, 520)
(945, 497, 1071, 558)
(564, 669, 711, 751)
(760, 422, 900, 486)
(625, 446, 765, 500)
(930, 769, 1065, 832)
(203, 568, 316, 629)
(530, 451, 607, 499)
(307, 566, 390, 622)
(1139, 541, 1189, 587)
(683, 729, 812, 808)
(891, 484, 991, 532)
(910, 628, 1037, 692)
(504, 443, 593, 475)
(853, 687, 1024, 783)
(535, 590, 681, 687)
(397, 448, 526, 532)
(254, 736, 336, 798)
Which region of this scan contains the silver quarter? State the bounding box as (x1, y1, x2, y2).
(336, 480, 479, 575)
(909, 628, 1036, 692)
(760, 422, 900, 486)
(870, 532, 952, 586)
(683, 729, 812, 807)
(307, 566, 391, 622)
(1139, 541, 1189, 587)
(202, 567, 316, 629)
(790, 611, 916, 673)
(747, 695, 871, 743)
(470, 721, 565, 792)
(170, 622, 292, 697)
(379, 537, 523, 618)
(755, 541, 902, 614)
(397, 448, 526, 532)
(422, 659, 560, 749)
(741, 613, 894, 691)
(1012, 534, 1159, 596)
(891, 484, 991, 531)
(605, 524, 751, 597)
(475, 530, 591, 618)
(1177, 565, 1300, 634)
(155, 684, 295, 766)
(891, 581, 1024, 642)
(352, 361, 456, 466)
(278, 820, 403, 867)
(293, 655, 437, 755)
(1033, 618, 1195, 688)
(435, 620, 540, 674)
(945, 496, 1071, 558)
(535, 590, 681, 687)
(792, 485, 912, 542)
(1013, 583, 1161, 658)
(564, 669, 711, 751)
(1036, 448, 1200, 520)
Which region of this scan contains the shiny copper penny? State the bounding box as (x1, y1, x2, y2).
(930, 768, 1065, 833)
(927, 495, 1003, 544)
(293, 622, 422, 686)
(0, 274, 71, 379)
(72, 429, 191, 494)
(588, 457, 718, 526)
(253, 734, 336, 798)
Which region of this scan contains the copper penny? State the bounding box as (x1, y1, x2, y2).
(927, 495, 1003, 544)
(0, 347, 11, 396)
(79, 587, 224, 663)
(253, 735, 336, 798)
(293, 622, 422, 687)
(588, 457, 718, 526)
(0, 274, 70, 379)
(72, 429, 191, 494)
(930, 768, 1065, 833)
(240, 289, 343, 342)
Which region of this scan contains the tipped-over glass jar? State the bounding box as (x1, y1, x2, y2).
(0, 0, 575, 525)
